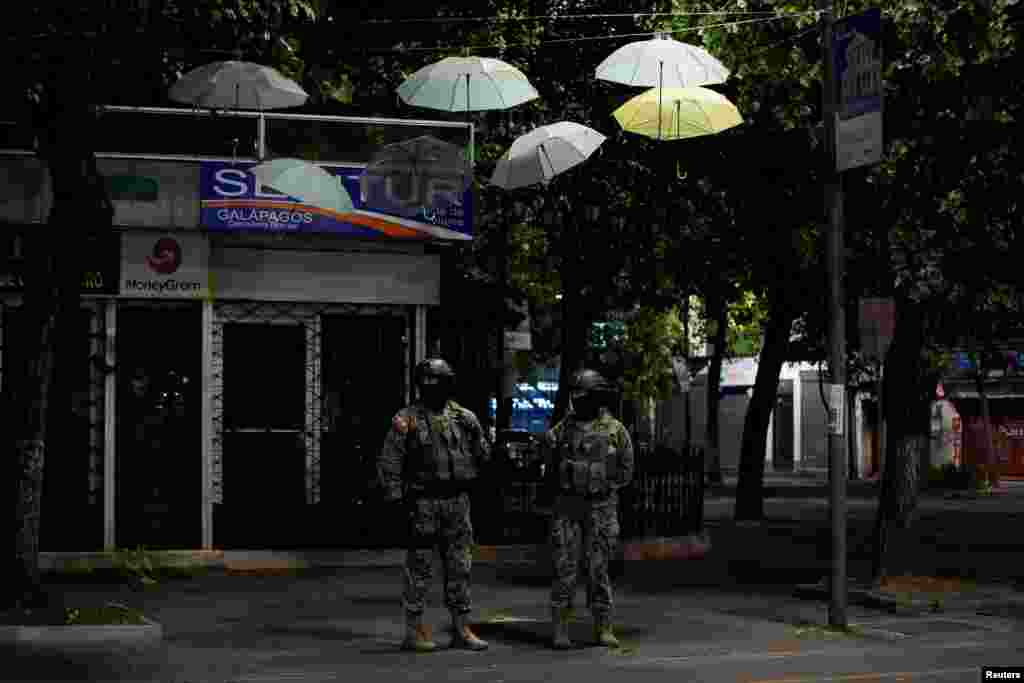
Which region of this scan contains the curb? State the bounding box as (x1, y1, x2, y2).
(40, 537, 712, 576)
(0, 606, 163, 648)
(794, 583, 1024, 612)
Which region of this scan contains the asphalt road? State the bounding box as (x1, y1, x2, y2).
(6, 567, 1023, 683)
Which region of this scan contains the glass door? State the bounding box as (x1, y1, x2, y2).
(320, 315, 405, 547)
(116, 307, 202, 550)
(215, 322, 307, 549)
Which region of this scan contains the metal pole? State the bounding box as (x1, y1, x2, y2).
(257, 112, 266, 160)
(878, 367, 885, 478)
(820, 0, 848, 629)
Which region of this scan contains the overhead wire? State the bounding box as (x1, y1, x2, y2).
(361, 10, 816, 24)
(356, 12, 823, 53)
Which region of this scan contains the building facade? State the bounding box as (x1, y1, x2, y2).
(1, 108, 472, 552)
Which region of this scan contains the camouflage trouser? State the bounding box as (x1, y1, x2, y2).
(403, 492, 474, 617)
(550, 499, 619, 616)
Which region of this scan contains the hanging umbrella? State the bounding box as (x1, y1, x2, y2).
(169, 60, 309, 110)
(249, 158, 353, 214)
(361, 135, 471, 215)
(489, 122, 607, 190)
(612, 87, 742, 142)
(596, 33, 730, 90)
(597, 32, 730, 141)
(397, 56, 540, 113)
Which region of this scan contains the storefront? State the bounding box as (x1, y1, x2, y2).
(1, 108, 473, 552)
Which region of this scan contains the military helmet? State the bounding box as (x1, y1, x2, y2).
(569, 369, 613, 396)
(414, 358, 455, 386)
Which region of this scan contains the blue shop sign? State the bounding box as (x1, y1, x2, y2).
(199, 161, 473, 241)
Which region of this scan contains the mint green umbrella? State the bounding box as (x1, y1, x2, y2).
(397, 56, 540, 113)
(250, 158, 353, 214)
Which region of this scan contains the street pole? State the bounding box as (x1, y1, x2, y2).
(819, 0, 848, 629)
(496, 202, 513, 437)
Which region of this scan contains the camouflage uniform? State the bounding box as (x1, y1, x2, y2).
(543, 409, 634, 636)
(378, 399, 490, 622)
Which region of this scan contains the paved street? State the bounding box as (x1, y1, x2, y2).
(5, 476, 1022, 682)
(5, 563, 1023, 683)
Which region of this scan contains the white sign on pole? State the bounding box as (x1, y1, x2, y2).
(834, 8, 883, 171)
(504, 330, 532, 351)
(827, 383, 846, 436)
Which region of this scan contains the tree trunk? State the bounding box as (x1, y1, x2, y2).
(734, 304, 795, 521)
(682, 294, 693, 453)
(968, 335, 995, 490)
(704, 292, 728, 484)
(870, 303, 928, 587)
(7, 67, 113, 608)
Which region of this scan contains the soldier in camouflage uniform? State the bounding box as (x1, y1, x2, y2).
(377, 358, 491, 653)
(542, 369, 634, 649)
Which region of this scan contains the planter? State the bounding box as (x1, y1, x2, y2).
(0, 602, 162, 649)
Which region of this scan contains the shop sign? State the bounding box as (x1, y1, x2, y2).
(199, 161, 473, 241)
(0, 231, 120, 295)
(998, 422, 1024, 440)
(120, 232, 210, 299)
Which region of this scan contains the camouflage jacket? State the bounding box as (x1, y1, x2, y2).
(542, 410, 634, 502)
(377, 400, 491, 501)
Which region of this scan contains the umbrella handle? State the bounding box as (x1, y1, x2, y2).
(658, 62, 663, 141)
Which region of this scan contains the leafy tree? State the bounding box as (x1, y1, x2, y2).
(3, 0, 326, 609)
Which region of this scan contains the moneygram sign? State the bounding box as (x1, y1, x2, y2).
(199, 161, 473, 241)
(121, 233, 209, 299)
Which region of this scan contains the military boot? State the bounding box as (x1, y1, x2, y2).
(402, 613, 438, 652)
(593, 612, 619, 648)
(450, 611, 488, 650)
(551, 607, 573, 650)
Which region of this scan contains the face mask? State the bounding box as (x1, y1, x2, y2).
(572, 393, 599, 420)
(419, 378, 450, 408)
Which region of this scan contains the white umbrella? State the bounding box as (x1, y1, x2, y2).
(597, 32, 730, 141)
(169, 60, 309, 110)
(596, 33, 730, 90)
(397, 56, 540, 113)
(490, 122, 606, 190)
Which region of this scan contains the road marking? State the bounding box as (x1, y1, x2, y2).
(747, 668, 979, 683)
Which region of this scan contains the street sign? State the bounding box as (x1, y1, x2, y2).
(504, 330, 532, 351)
(858, 297, 895, 360)
(833, 8, 883, 171)
(827, 384, 845, 436)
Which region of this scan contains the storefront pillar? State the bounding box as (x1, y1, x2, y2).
(201, 299, 214, 550)
(103, 301, 117, 551)
(415, 304, 427, 365)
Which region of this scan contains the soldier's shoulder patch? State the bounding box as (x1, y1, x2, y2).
(392, 410, 418, 434)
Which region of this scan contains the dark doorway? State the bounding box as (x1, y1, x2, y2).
(772, 388, 795, 472)
(319, 315, 406, 548)
(215, 322, 307, 549)
(3, 307, 102, 551)
(116, 307, 202, 550)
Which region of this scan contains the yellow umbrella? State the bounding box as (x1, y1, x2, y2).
(612, 86, 742, 141)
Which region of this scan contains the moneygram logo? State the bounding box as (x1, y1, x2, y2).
(124, 235, 203, 297)
(146, 237, 182, 275)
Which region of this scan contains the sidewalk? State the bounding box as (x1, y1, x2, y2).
(7, 564, 1022, 682)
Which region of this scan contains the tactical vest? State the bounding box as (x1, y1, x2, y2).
(555, 425, 619, 497)
(405, 406, 480, 485)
